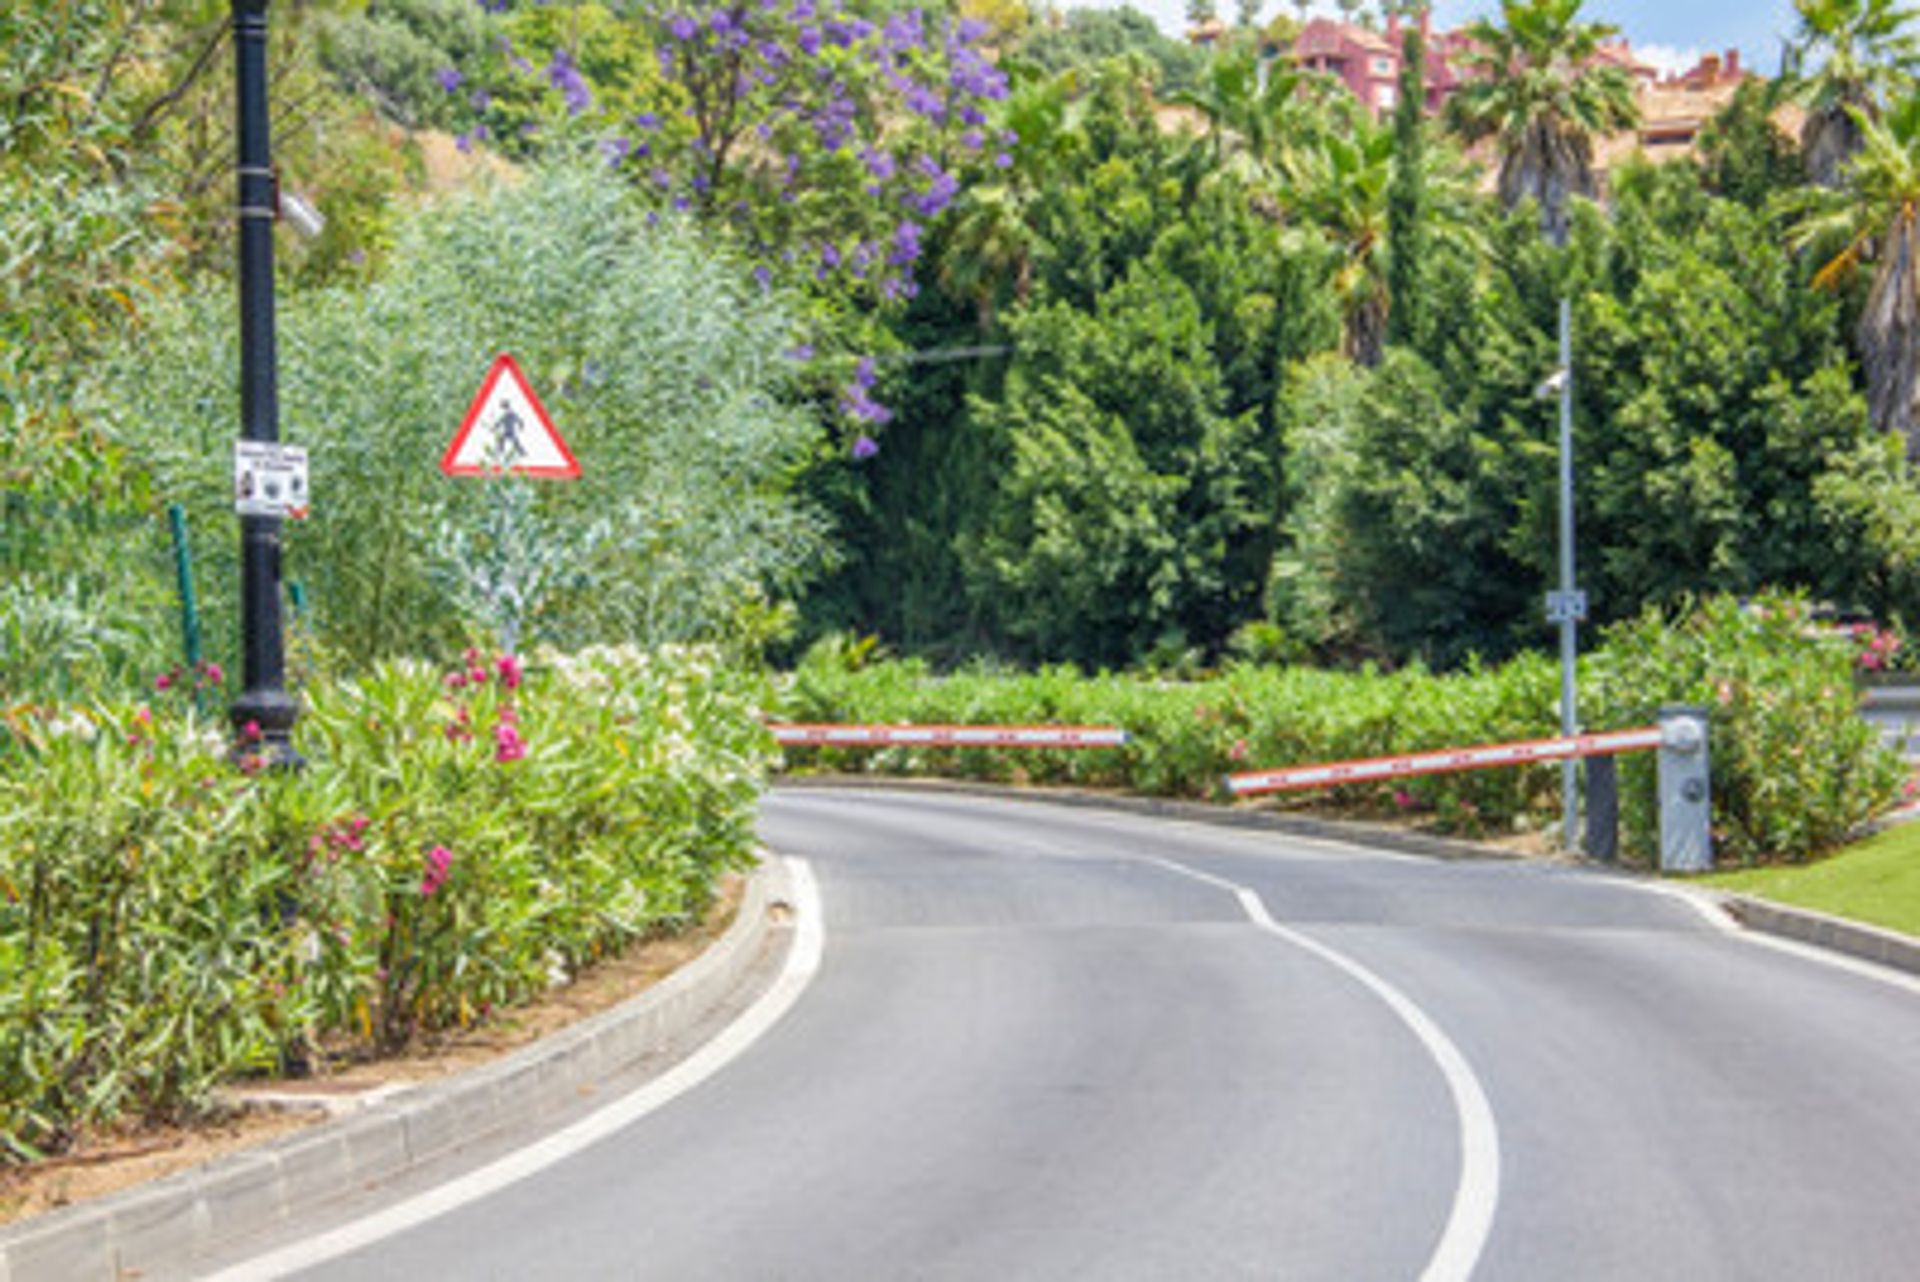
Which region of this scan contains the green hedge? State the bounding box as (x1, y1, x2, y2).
(779, 594, 1905, 867)
(0, 644, 770, 1161)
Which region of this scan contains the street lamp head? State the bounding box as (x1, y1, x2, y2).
(1535, 368, 1569, 400)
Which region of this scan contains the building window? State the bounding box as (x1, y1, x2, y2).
(1372, 56, 1394, 75)
(1377, 85, 1397, 109)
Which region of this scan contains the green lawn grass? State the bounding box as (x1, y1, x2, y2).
(1704, 820, 1920, 939)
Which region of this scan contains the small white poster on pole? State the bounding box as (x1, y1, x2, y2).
(234, 441, 311, 519)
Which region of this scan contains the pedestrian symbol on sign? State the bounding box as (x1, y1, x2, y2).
(489, 399, 527, 465)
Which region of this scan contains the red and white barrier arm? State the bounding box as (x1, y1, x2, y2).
(768, 723, 1130, 749)
(1226, 726, 1664, 797)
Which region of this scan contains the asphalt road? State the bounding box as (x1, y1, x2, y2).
(260, 788, 1920, 1281)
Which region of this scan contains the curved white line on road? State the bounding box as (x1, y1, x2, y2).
(1148, 857, 1501, 1282)
(208, 857, 825, 1282)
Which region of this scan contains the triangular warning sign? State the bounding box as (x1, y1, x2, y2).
(441, 353, 581, 479)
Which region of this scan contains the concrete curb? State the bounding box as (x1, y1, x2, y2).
(1717, 892, 1920, 977)
(778, 776, 1920, 981)
(0, 857, 792, 1282)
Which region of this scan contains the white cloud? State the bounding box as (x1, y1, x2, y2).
(1634, 43, 1703, 79)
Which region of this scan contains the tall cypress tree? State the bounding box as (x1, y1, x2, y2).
(1386, 21, 1428, 350)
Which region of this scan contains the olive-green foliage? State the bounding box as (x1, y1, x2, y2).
(94, 162, 829, 667)
(1015, 8, 1207, 94)
(810, 63, 1337, 663)
(1281, 163, 1918, 664)
(3, 0, 422, 703)
(1695, 79, 1806, 210)
(967, 263, 1268, 666)
(1589, 593, 1905, 864)
(320, 0, 502, 131)
(783, 593, 1901, 865)
(0, 644, 770, 1160)
(782, 630, 1564, 823)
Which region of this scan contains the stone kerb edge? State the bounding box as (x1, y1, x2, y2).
(1719, 892, 1920, 976)
(0, 855, 787, 1282)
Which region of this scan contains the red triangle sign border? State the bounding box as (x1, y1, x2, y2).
(441, 352, 582, 480)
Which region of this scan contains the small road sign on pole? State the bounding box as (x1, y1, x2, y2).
(1544, 590, 1589, 624)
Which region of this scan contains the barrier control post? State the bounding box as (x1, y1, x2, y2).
(1657, 705, 1712, 874)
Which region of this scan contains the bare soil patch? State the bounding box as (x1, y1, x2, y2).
(0, 875, 743, 1227)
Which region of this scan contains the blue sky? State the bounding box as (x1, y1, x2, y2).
(1082, 0, 1806, 79)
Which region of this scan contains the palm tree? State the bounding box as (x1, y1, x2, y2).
(1791, 0, 1920, 187)
(1793, 94, 1920, 453)
(941, 71, 1084, 329)
(1277, 101, 1484, 365)
(1277, 113, 1396, 364)
(1170, 39, 1318, 175)
(1445, 0, 1638, 246)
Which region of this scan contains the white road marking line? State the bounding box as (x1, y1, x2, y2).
(207, 857, 825, 1282)
(1147, 856, 1501, 1282)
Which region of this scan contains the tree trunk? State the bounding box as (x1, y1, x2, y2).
(1860, 214, 1920, 459)
(1803, 104, 1866, 190)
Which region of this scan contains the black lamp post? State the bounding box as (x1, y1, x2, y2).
(229, 0, 300, 760)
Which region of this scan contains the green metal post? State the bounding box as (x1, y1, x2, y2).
(168, 504, 204, 707)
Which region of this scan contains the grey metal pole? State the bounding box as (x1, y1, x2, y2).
(1557, 296, 1579, 850)
(229, 0, 300, 762)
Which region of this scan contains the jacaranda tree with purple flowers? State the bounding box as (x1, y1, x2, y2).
(427, 0, 1011, 446)
(636, 0, 1007, 311)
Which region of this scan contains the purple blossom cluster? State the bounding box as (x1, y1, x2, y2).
(444, 1, 1009, 436)
(546, 48, 592, 117)
(838, 356, 892, 427)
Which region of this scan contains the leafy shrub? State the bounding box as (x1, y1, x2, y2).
(0, 645, 770, 1161)
(93, 161, 829, 668)
(783, 592, 1903, 864)
(1587, 593, 1905, 865)
(781, 634, 1562, 823)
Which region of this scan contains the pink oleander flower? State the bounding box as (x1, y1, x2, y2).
(467, 666, 488, 687)
(497, 654, 523, 690)
(202, 662, 224, 685)
(446, 671, 468, 690)
(495, 722, 527, 763)
(421, 844, 454, 897)
(1393, 788, 1415, 810)
(464, 647, 483, 666)
(241, 719, 262, 742)
(1229, 739, 1249, 761)
(154, 671, 174, 692)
